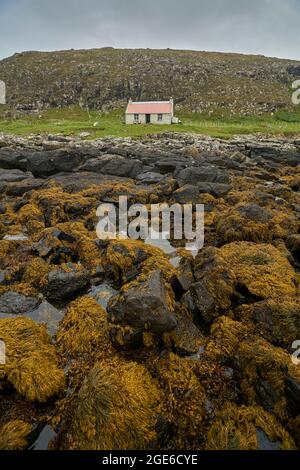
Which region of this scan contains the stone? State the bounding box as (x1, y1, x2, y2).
(108, 270, 177, 345)
(177, 166, 230, 185)
(0, 291, 41, 315)
(136, 172, 165, 184)
(43, 264, 90, 301)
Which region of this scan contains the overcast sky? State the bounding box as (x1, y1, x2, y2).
(0, 0, 299, 60)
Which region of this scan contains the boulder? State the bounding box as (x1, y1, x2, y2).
(177, 165, 230, 186)
(108, 270, 177, 346)
(0, 148, 29, 171)
(43, 263, 90, 301)
(136, 172, 165, 184)
(79, 154, 143, 178)
(27, 150, 85, 177)
(197, 182, 231, 198)
(0, 291, 41, 315)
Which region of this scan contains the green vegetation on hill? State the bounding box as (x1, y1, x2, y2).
(0, 106, 300, 138)
(0, 47, 300, 117)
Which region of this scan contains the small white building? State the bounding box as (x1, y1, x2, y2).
(125, 98, 180, 125)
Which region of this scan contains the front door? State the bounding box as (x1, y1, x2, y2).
(146, 114, 151, 124)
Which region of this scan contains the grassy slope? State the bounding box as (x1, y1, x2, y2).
(0, 106, 300, 139)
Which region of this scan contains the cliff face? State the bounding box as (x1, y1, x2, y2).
(0, 47, 299, 116)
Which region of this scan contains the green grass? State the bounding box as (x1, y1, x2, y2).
(0, 106, 300, 139)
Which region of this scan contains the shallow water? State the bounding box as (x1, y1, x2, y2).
(29, 425, 57, 451)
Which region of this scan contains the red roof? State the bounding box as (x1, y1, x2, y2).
(126, 101, 172, 114)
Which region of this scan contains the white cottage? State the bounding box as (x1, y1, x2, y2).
(125, 98, 179, 125)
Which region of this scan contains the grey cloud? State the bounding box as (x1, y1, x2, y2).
(0, 0, 299, 60)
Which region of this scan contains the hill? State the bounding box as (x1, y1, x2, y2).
(0, 47, 300, 117)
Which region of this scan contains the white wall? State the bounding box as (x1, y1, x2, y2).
(125, 113, 172, 125)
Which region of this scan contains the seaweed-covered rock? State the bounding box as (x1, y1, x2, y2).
(205, 403, 296, 450)
(237, 298, 300, 348)
(165, 303, 204, 355)
(43, 263, 90, 301)
(216, 202, 299, 243)
(204, 316, 300, 420)
(69, 358, 161, 450)
(154, 353, 206, 449)
(0, 317, 65, 401)
(56, 296, 110, 356)
(105, 239, 175, 285)
(0, 420, 32, 450)
(191, 242, 298, 323)
(108, 270, 176, 348)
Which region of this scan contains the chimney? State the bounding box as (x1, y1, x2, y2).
(129, 97, 133, 103)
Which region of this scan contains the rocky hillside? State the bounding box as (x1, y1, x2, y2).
(0, 48, 300, 116)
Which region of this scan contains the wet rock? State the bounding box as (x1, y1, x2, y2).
(5, 178, 44, 196)
(177, 165, 230, 186)
(237, 204, 272, 223)
(171, 304, 204, 355)
(173, 185, 200, 204)
(0, 202, 6, 214)
(0, 291, 41, 315)
(27, 149, 85, 177)
(177, 256, 195, 291)
(43, 263, 90, 301)
(108, 270, 177, 346)
(0, 169, 31, 183)
(197, 182, 231, 198)
(136, 172, 165, 184)
(26, 300, 64, 336)
(79, 154, 143, 178)
(0, 148, 29, 171)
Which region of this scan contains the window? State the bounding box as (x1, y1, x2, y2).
(158, 114, 163, 121)
(134, 113, 139, 122)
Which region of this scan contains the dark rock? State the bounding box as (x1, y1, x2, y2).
(27, 149, 85, 177)
(0, 169, 31, 183)
(173, 185, 200, 204)
(0, 148, 29, 171)
(5, 178, 45, 196)
(237, 204, 272, 223)
(172, 303, 204, 355)
(108, 270, 177, 344)
(189, 281, 217, 323)
(136, 172, 165, 184)
(197, 182, 231, 198)
(0, 202, 6, 214)
(43, 264, 90, 301)
(177, 166, 230, 185)
(0, 291, 41, 314)
(286, 377, 300, 415)
(177, 257, 195, 291)
(154, 158, 188, 174)
(79, 154, 143, 178)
